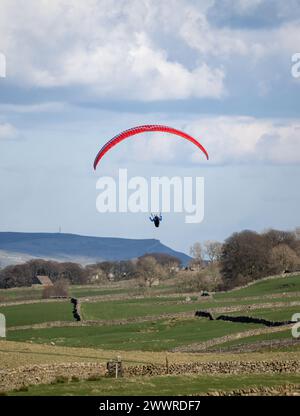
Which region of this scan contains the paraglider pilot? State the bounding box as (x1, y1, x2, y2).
(149, 213, 162, 228)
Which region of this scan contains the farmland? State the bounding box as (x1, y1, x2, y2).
(0, 274, 299, 395)
(9, 373, 300, 396)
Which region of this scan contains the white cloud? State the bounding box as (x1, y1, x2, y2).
(188, 117, 300, 164)
(0, 0, 225, 100)
(0, 123, 18, 140)
(0, 102, 68, 113)
(30, 32, 224, 100)
(256, 124, 300, 164)
(276, 22, 300, 55)
(179, 2, 300, 61)
(179, 5, 251, 57)
(123, 116, 300, 165)
(0, 0, 299, 103)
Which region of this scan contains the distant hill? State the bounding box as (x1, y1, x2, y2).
(0, 232, 191, 267)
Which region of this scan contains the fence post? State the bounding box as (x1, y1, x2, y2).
(165, 354, 169, 374)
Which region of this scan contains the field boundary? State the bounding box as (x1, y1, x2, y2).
(6, 300, 300, 331)
(216, 272, 300, 294)
(1, 359, 299, 393)
(170, 325, 294, 352)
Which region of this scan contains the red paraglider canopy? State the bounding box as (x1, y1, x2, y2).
(93, 124, 209, 169)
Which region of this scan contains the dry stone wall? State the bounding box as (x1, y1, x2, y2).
(195, 310, 296, 327)
(1, 359, 299, 393)
(123, 360, 300, 377)
(204, 383, 300, 396)
(0, 362, 105, 392)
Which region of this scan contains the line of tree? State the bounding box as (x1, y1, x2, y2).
(0, 259, 87, 289)
(85, 252, 181, 287)
(0, 253, 182, 289)
(182, 227, 300, 292)
(1, 228, 299, 291)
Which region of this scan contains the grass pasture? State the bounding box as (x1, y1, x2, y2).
(0, 286, 44, 303)
(81, 297, 198, 321)
(0, 283, 176, 304)
(214, 275, 300, 300)
(209, 329, 300, 352)
(228, 305, 300, 321)
(1, 274, 300, 395)
(0, 301, 72, 327)
(7, 318, 260, 351)
(8, 373, 300, 396)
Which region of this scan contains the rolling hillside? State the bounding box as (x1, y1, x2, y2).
(1, 274, 299, 395)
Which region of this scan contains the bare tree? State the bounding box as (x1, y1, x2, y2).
(269, 244, 299, 273)
(136, 256, 166, 288)
(204, 240, 223, 263)
(294, 227, 300, 240)
(189, 242, 203, 268)
(139, 253, 181, 268)
(42, 278, 69, 299)
(59, 262, 87, 284)
(178, 269, 222, 292)
(262, 229, 297, 250)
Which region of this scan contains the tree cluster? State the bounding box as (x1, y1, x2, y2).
(0, 259, 86, 288)
(220, 228, 300, 288)
(0, 253, 182, 289)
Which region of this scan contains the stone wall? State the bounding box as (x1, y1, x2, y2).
(204, 383, 300, 396)
(124, 359, 300, 377)
(216, 314, 294, 327)
(0, 362, 105, 393)
(195, 311, 214, 320)
(70, 298, 81, 321)
(195, 310, 296, 327)
(1, 359, 299, 392)
(171, 325, 294, 352)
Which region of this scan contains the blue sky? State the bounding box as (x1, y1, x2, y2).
(0, 0, 299, 255)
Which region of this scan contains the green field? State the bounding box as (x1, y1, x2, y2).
(214, 275, 300, 300)
(8, 373, 300, 396)
(0, 286, 129, 303)
(1, 275, 300, 396)
(1, 293, 298, 330)
(0, 284, 176, 303)
(82, 296, 300, 321)
(0, 301, 72, 327)
(0, 287, 44, 303)
(82, 297, 198, 321)
(229, 305, 300, 321)
(70, 286, 141, 298)
(7, 318, 259, 351)
(1, 275, 299, 352)
(1, 274, 299, 304)
(209, 329, 297, 350)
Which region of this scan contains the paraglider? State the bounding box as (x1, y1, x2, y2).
(149, 213, 162, 228)
(93, 124, 209, 169)
(93, 125, 209, 228)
